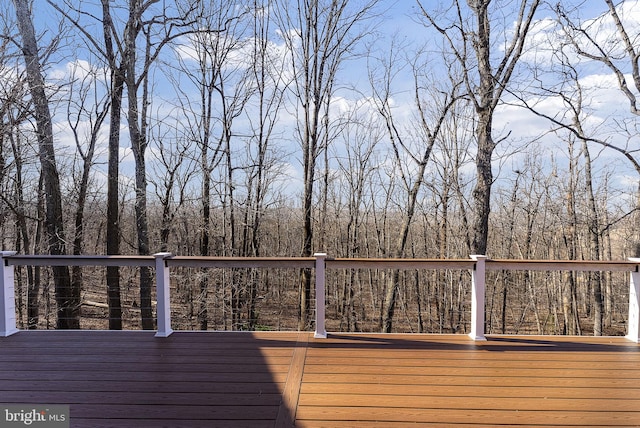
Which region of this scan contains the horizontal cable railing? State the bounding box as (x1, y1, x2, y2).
(1, 251, 639, 342)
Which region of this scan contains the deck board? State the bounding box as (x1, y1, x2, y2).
(0, 331, 638, 427)
(299, 334, 640, 427)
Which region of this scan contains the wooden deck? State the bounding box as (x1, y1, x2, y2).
(0, 331, 639, 427)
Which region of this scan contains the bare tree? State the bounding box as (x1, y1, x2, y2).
(65, 61, 110, 329)
(429, 94, 475, 333)
(563, 132, 582, 335)
(101, 0, 126, 330)
(418, 0, 541, 255)
(369, 39, 462, 332)
(148, 128, 195, 252)
(170, 0, 250, 329)
(51, 0, 203, 329)
(560, 80, 604, 335)
(123, 0, 201, 330)
(553, 1, 640, 258)
(240, 0, 290, 328)
(13, 0, 77, 328)
(243, 0, 288, 259)
(47, 0, 128, 329)
(0, 8, 43, 328)
(274, 0, 380, 330)
(333, 103, 384, 331)
(509, 3, 640, 333)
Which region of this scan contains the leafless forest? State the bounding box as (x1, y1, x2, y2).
(2, 0, 640, 336)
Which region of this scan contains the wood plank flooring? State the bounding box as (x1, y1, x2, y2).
(0, 331, 638, 427)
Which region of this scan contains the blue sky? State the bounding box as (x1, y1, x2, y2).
(15, 1, 640, 207)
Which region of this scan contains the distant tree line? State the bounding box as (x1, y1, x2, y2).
(1, 0, 639, 335)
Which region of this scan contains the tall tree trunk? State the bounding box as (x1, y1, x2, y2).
(582, 140, 603, 335)
(299, 148, 315, 330)
(470, 0, 495, 256)
(472, 115, 494, 255)
(421, 0, 540, 255)
(199, 153, 210, 330)
(126, 1, 154, 330)
(131, 147, 153, 330)
(128, 96, 153, 330)
(102, 0, 123, 330)
(14, 0, 78, 328)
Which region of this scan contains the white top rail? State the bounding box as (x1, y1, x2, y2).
(1, 252, 639, 342)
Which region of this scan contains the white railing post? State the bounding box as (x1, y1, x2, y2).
(0, 251, 18, 337)
(627, 258, 640, 343)
(469, 255, 487, 341)
(154, 252, 173, 337)
(314, 253, 327, 338)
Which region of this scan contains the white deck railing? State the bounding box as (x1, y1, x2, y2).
(1, 251, 639, 342)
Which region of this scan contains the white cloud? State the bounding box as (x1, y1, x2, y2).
(521, 1, 640, 69)
(48, 59, 105, 83)
(578, 0, 640, 57)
